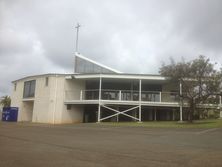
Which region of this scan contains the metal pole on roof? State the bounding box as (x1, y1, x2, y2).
(75, 23, 81, 53)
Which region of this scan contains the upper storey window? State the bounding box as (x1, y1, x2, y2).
(74, 54, 120, 74)
(23, 80, 36, 98)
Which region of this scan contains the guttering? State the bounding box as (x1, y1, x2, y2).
(68, 73, 167, 81)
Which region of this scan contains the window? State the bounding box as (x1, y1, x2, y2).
(170, 90, 179, 101)
(14, 83, 17, 91)
(23, 80, 36, 98)
(75, 56, 115, 74)
(45, 77, 49, 86)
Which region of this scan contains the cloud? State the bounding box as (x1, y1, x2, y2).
(0, 0, 222, 96)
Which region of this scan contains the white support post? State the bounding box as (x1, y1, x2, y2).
(179, 81, 183, 122)
(159, 92, 162, 102)
(97, 77, 102, 123)
(116, 106, 119, 122)
(220, 96, 222, 118)
(98, 105, 101, 122)
(139, 79, 142, 122)
(119, 90, 121, 101)
(99, 77, 102, 101)
(80, 90, 83, 100)
(139, 105, 142, 122)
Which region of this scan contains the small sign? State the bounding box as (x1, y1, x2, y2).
(2, 107, 18, 122)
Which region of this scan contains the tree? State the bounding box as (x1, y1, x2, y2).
(159, 56, 222, 122)
(0, 96, 11, 108)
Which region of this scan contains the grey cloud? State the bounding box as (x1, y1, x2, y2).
(1, 0, 222, 96)
(171, 0, 222, 52)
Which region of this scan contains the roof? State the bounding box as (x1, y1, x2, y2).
(12, 54, 166, 83)
(12, 72, 168, 84)
(12, 73, 73, 83)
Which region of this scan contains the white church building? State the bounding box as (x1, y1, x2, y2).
(10, 53, 221, 124)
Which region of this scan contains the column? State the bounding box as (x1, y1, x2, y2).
(220, 96, 222, 118)
(179, 81, 183, 122)
(139, 79, 142, 122)
(119, 90, 121, 101)
(80, 90, 83, 100)
(116, 106, 119, 122)
(97, 77, 102, 123)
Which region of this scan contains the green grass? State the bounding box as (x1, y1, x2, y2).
(100, 119, 222, 128)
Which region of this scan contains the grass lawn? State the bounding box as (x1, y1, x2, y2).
(101, 119, 222, 128)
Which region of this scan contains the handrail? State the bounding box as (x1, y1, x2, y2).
(65, 89, 221, 105)
(65, 89, 181, 102)
(65, 89, 178, 94)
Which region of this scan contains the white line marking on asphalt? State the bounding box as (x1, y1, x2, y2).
(196, 128, 220, 135)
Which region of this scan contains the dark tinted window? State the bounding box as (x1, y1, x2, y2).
(67, 104, 72, 110)
(14, 83, 17, 91)
(75, 56, 115, 74)
(23, 80, 36, 98)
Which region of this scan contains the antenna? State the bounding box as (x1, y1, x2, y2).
(75, 23, 81, 53)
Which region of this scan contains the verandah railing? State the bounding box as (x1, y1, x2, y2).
(65, 89, 180, 103)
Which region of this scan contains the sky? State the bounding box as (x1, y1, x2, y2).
(0, 0, 222, 96)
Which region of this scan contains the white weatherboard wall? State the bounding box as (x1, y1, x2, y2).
(47, 75, 63, 124)
(47, 76, 85, 124)
(22, 101, 34, 121)
(11, 74, 86, 124)
(32, 76, 51, 123)
(11, 75, 52, 123)
(61, 79, 86, 123)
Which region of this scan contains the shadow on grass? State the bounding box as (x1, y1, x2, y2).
(181, 120, 216, 125)
(193, 121, 215, 124)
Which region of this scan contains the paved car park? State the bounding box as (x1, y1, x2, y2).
(0, 122, 222, 167)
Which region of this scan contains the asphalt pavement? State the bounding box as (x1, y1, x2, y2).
(0, 122, 222, 167)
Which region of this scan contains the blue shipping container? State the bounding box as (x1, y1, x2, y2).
(2, 107, 18, 122)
